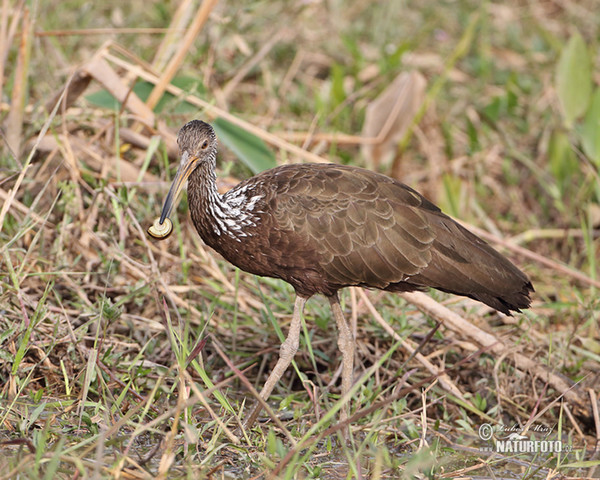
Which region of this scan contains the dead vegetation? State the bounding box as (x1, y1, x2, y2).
(1, 0, 599, 478)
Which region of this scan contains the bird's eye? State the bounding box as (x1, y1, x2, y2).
(201, 140, 209, 150)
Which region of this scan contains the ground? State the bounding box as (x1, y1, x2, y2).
(1, 0, 599, 478)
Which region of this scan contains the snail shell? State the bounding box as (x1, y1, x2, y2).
(147, 217, 173, 239)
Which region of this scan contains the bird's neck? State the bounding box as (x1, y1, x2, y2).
(187, 159, 259, 243)
(188, 159, 224, 237)
(188, 158, 220, 207)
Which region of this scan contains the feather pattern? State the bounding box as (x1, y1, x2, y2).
(159, 119, 534, 430)
(187, 155, 533, 315)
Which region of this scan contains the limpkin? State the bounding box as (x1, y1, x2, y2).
(149, 119, 533, 427)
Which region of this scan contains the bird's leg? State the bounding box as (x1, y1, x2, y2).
(245, 295, 307, 428)
(328, 293, 355, 425)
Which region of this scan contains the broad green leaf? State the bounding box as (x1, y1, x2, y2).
(556, 32, 592, 127)
(580, 87, 600, 166)
(548, 129, 577, 193)
(85, 88, 120, 110)
(212, 117, 276, 174)
(482, 96, 502, 123)
(167, 76, 206, 114)
(330, 63, 346, 107)
(85, 78, 202, 113)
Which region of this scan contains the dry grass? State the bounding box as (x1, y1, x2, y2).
(1, 0, 599, 478)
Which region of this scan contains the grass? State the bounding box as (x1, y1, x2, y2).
(1, 0, 600, 478)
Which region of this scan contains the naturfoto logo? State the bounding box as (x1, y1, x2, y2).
(478, 423, 572, 454)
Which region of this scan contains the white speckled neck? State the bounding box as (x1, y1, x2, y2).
(188, 158, 263, 242)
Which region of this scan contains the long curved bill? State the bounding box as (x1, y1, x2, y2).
(147, 151, 198, 240)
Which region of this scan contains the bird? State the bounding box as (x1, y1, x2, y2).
(148, 119, 533, 428)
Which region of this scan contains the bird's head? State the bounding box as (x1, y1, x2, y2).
(177, 119, 218, 160)
(148, 120, 217, 239)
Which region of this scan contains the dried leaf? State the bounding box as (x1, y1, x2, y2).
(5, 7, 32, 157)
(361, 71, 426, 169)
(83, 57, 155, 122)
(34, 134, 160, 184)
(44, 70, 92, 113)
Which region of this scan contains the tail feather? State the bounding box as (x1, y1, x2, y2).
(387, 213, 534, 315)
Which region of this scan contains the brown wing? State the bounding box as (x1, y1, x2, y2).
(401, 214, 533, 314)
(268, 164, 435, 288)
(261, 163, 532, 314)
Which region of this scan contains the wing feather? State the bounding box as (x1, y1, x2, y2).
(255, 163, 531, 313)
